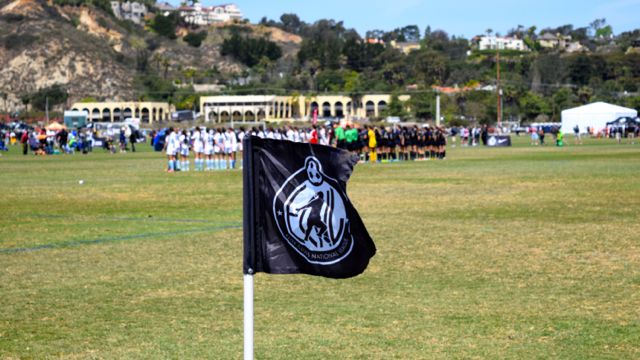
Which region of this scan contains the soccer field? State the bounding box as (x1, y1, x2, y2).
(1, 136, 639, 359)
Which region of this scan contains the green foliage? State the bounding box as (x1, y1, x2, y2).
(134, 74, 175, 102)
(220, 35, 282, 67)
(222, 25, 253, 36)
(382, 94, 409, 119)
(183, 31, 207, 48)
(3, 33, 38, 50)
(30, 85, 68, 111)
(151, 13, 177, 40)
(316, 71, 345, 91)
(52, 0, 114, 16)
(520, 91, 551, 119)
(80, 98, 98, 103)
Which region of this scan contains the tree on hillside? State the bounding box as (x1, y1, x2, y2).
(162, 58, 171, 81)
(413, 51, 449, 86)
(30, 86, 68, 111)
(152, 13, 177, 40)
(152, 53, 162, 73)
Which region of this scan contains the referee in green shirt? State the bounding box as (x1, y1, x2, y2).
(334, 125, 346, 149)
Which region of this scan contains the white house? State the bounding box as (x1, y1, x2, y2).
(477, 36, 528, 51)
(111, 1, 148, 24)
(561, 102, 638, 134)
(179, 3, 243, 26)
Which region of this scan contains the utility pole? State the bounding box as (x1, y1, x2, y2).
(46, 96, 49, 126)
(436, 88, 441, 127)
(497, 49, 501, 126)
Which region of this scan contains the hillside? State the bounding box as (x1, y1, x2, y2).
(0, 0, 301, 109)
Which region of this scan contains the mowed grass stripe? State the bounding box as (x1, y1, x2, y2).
(0, 225, 242, 253)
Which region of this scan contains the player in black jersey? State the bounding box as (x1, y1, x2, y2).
(387, 127, 397, 162)
(419, 127, 427, 160)
(409, 126, 417, 160)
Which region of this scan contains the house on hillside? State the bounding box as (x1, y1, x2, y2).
(476, 36, 528, 51)
(179, 3, 243, 26)
(390, 40, 421, 54)
(538, 33, 571, 48)
(154, 1, 175, 15)
(110, 1, 147, 24)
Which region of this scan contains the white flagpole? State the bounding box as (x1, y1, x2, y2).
(244, 270, 254, 360)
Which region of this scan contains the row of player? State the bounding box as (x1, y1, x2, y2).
(161, 124, 450, 172)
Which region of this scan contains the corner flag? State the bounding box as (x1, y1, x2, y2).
(243, 136, 376, 279)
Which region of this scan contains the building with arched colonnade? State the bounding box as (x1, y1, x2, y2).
(199, 94, 411, 123)
(70, 102, 174, 123)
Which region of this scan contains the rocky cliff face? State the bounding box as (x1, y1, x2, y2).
(0, 0, 301, 111)
(0, 0, 136, 109)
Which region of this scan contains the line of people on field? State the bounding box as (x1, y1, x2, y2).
(160, 124, 451, 172)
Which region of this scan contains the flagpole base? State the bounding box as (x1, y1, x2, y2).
(244, 271, 254, 360)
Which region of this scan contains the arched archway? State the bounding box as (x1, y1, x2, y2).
(245, 110, 254, 122)
(346, 102, 352, 116)
(141, 108, 149, 123)
(102, 108, 111, 122)
(91, 109, 100, 121)
(152, 108, 157, 122)
(123, 108, 132, 119)
(72, 108, 78, 111)
(82, 108, 90, 116)
(113, 108, 122, 122)
(158, 108, 164, 120)
(135, 108, 140, 119)
(365, 101, 375, 116)
(334, 102, 344, 118)
(232, 111, 242, 122)
(220, 111, 230, 122)
(279, 102, 284, 118)
(209, 111, 217, 122)
(322, 102, 331, 117)
(377, 101, 387, 114)
(257, 109, 266, 120)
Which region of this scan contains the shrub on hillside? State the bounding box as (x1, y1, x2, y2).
(183, 31, 207, 48)
(151, 13, 177, 40)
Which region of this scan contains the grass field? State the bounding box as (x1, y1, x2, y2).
(1, 136, 639, 359)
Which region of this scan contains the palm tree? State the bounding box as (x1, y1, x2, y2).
(152, 53, 162, 73)
(349, 91, 362, 119)
(486, 29, 493, 37)
(162, 57, 171, 81)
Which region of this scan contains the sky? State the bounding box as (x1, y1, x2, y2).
(171, 0, 640, 38)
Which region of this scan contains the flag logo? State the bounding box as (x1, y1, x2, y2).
(273, 157, 354, 265)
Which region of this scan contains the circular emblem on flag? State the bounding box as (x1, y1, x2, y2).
(488, 136, 497, 146)
(273, 157, 354, 265)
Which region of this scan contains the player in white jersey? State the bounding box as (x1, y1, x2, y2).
(237, 127, 246, 169)
(257, 126, 265, 138)
(179, 130, 191, 171)
(213, 128, 225, 170)
(226, 127, 238, 169)
(222, 129, 232, 169)
(203, 128, 214, 170)
(319, 126, 328, 145)
(300, 128, 308, 143)
(191, 128, 204, 171)
(286, 126, 295, 142)
(265, 127, 275, 139)
(162, 127, 179, 172)
(293, 127, 301, 142)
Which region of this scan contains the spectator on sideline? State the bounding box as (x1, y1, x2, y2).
(481, 125, 488, 146)
(574, 125, 582, 145)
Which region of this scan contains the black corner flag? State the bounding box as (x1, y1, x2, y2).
(243, 136, 376, 279)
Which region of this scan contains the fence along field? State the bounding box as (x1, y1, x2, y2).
(1, 136, 639, 359)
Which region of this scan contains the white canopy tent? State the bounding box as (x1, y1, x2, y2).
(561, 102, 637, 134)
